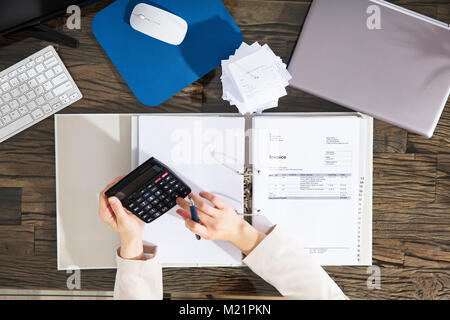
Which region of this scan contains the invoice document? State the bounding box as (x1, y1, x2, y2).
(252, 116, 367, 265)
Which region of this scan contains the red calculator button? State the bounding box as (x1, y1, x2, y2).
(162, 171, 168, 178)
(155, 177, 162, 183)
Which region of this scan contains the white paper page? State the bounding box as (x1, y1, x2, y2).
(137, 116, 245, 266)
(261, 44, 292, 86)
(229, 42, 261, 62)
(252, 116, 362, 265)
(221, 42, 290, 114)
(221, 74, 244, 106)
(227, 49, 286, 110)
(221, 42, 262, 111)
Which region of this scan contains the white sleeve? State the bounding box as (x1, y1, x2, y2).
(113, 245, 163, 300)
(243, 226, 348, 300)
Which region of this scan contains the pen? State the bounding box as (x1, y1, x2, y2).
(189, 198, 201, 240)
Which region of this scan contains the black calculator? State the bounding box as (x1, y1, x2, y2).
(105, 157, 191, 223)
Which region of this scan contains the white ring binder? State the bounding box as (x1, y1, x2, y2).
(56, 112, 372, 269)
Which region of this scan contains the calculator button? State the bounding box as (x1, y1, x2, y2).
(136, 210, 144, 216)
(169, 179, 177, 185)
(181, 190, 190, 197)
(161, 207, 168, 213)
(150, 208, 157, 215)
(154, 190, 162, 197)
(154, 211, 161, 217)
(136, 197, 143, 203)
(128, 202, 136, 209)
(150, 186, 158, 193)
(151, 199, 160, 206)
(140, 200, 148, 207)
(164, 175, 172, 181)
(168, 200, 176, 207)
(159, 193, 166, 200)
(163, 198, 170, 204)
(144, 205, 152, 211)
(163, 185, 169, 190)
(156, 203, 163, 209)
(146, 183, 155, 190)
(172, 193, 180, 200)
(161, 171, 169, 178)
(143, 192, 151, 198)
(147, 195, 155, 202)
(132, 206, 140, 213)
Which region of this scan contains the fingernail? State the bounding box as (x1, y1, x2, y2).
(108, 197, 117, 204)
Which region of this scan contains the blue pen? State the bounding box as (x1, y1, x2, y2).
(189, 198, 201, 240)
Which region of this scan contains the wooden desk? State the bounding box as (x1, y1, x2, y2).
(0, 0, 448, 299)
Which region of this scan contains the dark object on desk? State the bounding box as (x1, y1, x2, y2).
(189, 198, 201, 240)
(105, 157, 191, 223)
(0, 0, 98, 48)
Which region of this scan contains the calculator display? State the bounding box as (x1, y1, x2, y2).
(105, 157, 191, 223)
(118, 165, 162, 197)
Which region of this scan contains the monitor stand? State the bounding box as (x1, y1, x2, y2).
(23, 24, 79, 48)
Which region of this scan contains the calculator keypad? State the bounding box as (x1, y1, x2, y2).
(123, 171, 191, 223)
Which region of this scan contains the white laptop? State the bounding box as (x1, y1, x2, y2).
(288, 0, 450, 137)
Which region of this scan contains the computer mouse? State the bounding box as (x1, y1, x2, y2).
(130, 3, 188, 45)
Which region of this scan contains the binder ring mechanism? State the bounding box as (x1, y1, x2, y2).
(237, 209, 261, 217)
(210, 151, 262, 216)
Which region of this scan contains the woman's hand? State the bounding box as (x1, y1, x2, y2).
(176, 192, 266, 256)
(99, 176, 146, 260)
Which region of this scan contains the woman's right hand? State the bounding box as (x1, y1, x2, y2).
(175, 192, 266, 256)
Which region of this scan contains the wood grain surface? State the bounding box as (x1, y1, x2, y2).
(0, 0, 448, 299)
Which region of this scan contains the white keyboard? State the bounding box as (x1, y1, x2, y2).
(0, 45, 82, 143)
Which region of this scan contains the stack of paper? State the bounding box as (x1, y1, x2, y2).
(221, 42, 292, 114)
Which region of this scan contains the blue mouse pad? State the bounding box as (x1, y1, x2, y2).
(92, 0, 243, 106)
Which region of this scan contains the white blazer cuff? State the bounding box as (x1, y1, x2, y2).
(242, 225, 282, 267)
(113, 245, 163, 300)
